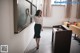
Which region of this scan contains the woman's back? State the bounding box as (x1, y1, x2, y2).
(34, 16, 43, 25)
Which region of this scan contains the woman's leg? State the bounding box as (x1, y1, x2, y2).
(35, 38, 40, 49)
(35, 38, 38, 48)
(35, 38, 37, 46)
(37, 38, 40, 46)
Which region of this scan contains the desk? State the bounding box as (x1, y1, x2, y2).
(52, 25, 72, 53)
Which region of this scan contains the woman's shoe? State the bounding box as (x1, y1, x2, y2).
(36, 45, 39, 50)
(36, 46, 39, 50)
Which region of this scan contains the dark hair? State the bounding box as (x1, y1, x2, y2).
(35, 10, 42, 16)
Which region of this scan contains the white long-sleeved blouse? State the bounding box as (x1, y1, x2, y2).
(31, 15, 43, 26)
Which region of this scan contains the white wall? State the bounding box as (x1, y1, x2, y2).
(43, 6, 66, 27)
(37, 0, 43, 10)
(0, 0, 34, 53)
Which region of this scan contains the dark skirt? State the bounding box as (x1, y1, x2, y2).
(34, 24, 42, 38)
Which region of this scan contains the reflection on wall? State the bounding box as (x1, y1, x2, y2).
(17, 0, 31, 32)
(32, 5, 37, 15)
(14, 0, 31, 33)
(14, 0, 37, 33)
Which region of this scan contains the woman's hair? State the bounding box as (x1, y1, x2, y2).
(35, 10, 42, 16)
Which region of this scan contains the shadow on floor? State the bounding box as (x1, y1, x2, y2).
(24, 47, 38, 53)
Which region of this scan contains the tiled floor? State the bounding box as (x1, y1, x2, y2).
(70, 37, 80, 53)
(25, 28, 80, 53)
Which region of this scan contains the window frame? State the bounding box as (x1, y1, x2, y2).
(51, 0, 67, 6)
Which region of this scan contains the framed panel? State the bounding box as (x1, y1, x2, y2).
(28, 0, 32, 2)
(30, 4, 37, 23)
(31, 5, 37, 15)
(32, 0, 37, 6)
(13, 0, 32, 34)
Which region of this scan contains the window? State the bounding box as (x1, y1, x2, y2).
(51, 0, 67, 5)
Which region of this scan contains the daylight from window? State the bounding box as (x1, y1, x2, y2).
(51, 0, 67, 5)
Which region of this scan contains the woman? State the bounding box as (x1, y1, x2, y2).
(34, 10, 43, 49)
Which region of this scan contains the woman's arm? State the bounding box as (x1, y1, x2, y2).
(28, 13, 34, 18)
(41, 18, 43, 31)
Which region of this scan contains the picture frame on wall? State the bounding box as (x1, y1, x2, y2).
(30, 4, 37, 23)
(13, 0, 32, 34)
(28, 0, 32, 2)
(32, 0, 37, 6)
(31, 4, 37, 16)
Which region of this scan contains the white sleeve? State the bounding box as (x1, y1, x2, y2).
(29, 15, 35, 18)
(41, 18, 43, 27)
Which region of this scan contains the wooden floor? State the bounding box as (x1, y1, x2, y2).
(25, 28, 80, 53)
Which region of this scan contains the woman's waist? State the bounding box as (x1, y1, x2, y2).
(35, 23, 41, 25)
(35, 23, 42, 26)
(35, 22, 42, 25)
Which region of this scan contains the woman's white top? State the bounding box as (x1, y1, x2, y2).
(34, 16, 43, 25)
(31, 15, 43, 26)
